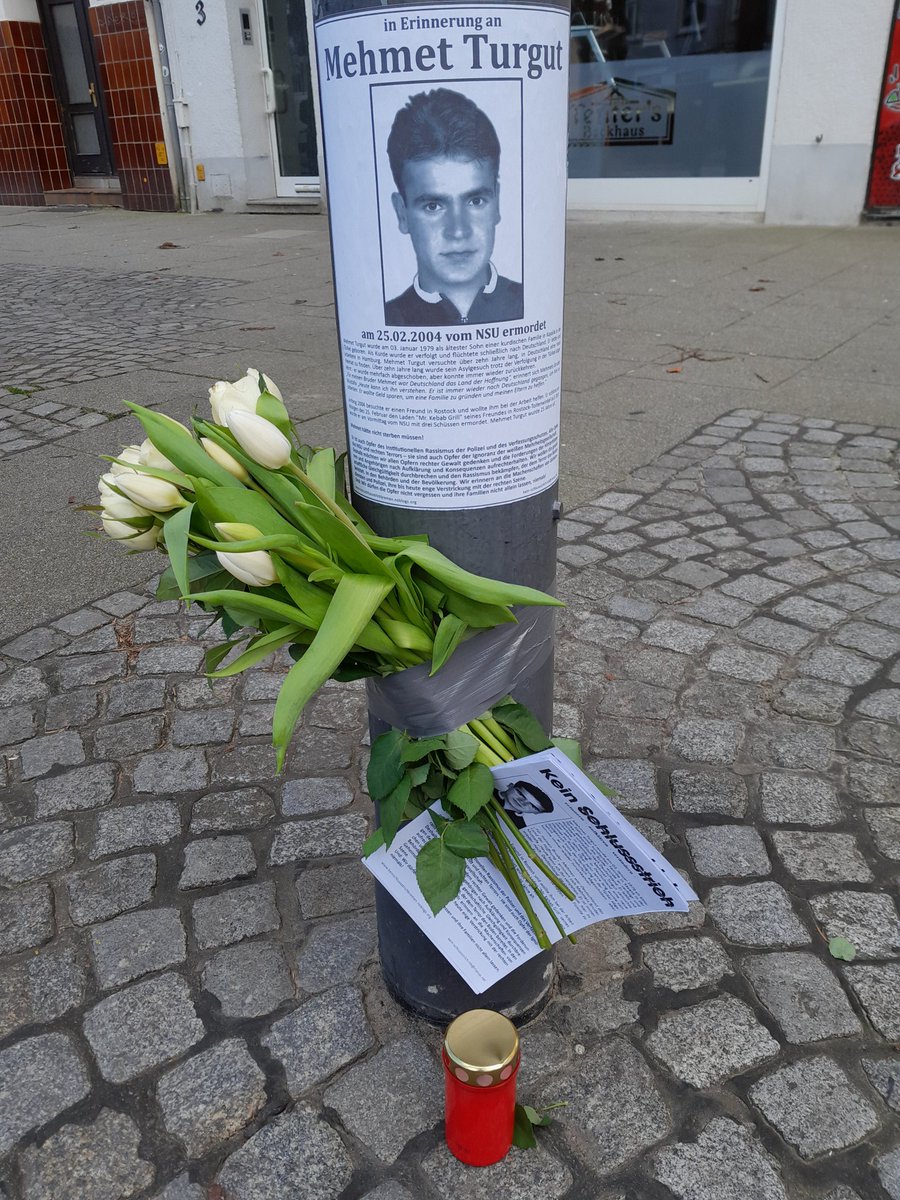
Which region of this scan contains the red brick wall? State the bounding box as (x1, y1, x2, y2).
(0, 20, 71, 205)
(89, 0, 175, 212)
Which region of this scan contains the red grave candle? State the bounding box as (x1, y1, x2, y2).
(442, 1008, 520, 1167)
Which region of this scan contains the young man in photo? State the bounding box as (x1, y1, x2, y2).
(499, 780, 555, 830)
(385, 87, 524, 326)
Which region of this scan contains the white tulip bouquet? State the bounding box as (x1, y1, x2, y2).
(92, 370, 563, 771)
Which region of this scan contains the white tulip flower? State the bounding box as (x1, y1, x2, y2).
(115, 474, 184, 512)
(110, 445, 142, 475)
(101, 493, 153, 521)
(139, 437, 176, 472)
(98, 472, 118, 498)
(209, 380, 258, 426)
(209, 370, 283, 424)
(226, 410, 292, 470)
(215, 549, 278, 587)
(201, 437, 250, 481)
(244, 368, 283, 401)
(102, 517, 160, 550)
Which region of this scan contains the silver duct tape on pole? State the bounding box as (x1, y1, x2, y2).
(366, 606, 555, 737)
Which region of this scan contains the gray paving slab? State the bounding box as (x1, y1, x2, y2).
(1, 213, 900, 1198)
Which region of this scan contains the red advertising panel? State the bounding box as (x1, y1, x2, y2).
(867, 3, 900, 211)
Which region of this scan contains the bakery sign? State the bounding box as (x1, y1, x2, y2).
(568, 77, 675, 148)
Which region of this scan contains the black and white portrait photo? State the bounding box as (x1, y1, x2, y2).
(373, 82, 524, 327)
(498, 779, 555, 830)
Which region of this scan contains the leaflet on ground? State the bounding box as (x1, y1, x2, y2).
(363, 747, 697, 993)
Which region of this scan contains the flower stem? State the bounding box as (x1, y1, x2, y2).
(471, 737, 504, 769)
(490, 798, 576, 901)
(467, 718, 512, 763)
(482, 716, 519, 758)
(488, 832, 551, 950)
(488, 812, 575, 945)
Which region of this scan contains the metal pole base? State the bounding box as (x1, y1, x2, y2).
(375, 882, 555, 1025)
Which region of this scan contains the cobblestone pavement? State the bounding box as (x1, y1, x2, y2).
(0, 264, 240, 455)
(2, 409, 900, 1200)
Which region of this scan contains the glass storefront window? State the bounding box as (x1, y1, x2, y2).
(568, 0, 777, 179)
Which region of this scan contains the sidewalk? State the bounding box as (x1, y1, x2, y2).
(2, 208, 899, 635)
(1, 207, 900, 1200)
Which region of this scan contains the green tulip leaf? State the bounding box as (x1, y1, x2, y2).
(125, 403, 240, 487)
(204, 638, 245, 674)
(365, 533, 432, 553)
(444, 587, 517, 628)
(417, 578, 445, 611)
(220, 610, 243, 638)
(442, 820, 489, 858)
(367, 729, 406, 802)
(209, 624, 304, 678)
(191, 478, 298, 538)
(294, 503, 391, 577)
(256, 390, 292, 437)
(430, 614, 468, 676)
(377, 615, 433, 654)
(395, 542, 564, 609)
(161, 501, 195, 607)
(190, 533, 302, 554)
(307, 448, 337, 500)
(189, 590, 316, 631)
(272, 573, 393, 771)
(415, 837, 466, 915)
(828, 936, 857, 962)
(333, 450, 350, 501)
(447, 763, 495, 820)
(156, 553, 231, 600)
(193, 422, 321, 530)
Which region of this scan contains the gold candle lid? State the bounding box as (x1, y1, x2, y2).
(444, 1009, 520, 1086)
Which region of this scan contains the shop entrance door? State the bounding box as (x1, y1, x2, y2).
(39, 0, 113, 176)
(259, 0, 320, 197)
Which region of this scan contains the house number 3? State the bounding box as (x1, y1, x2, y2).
(195, 0, 206, 25)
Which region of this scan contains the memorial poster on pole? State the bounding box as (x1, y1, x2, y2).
(314, 4, 569, 511)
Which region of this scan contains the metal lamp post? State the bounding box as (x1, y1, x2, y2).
(312, 0, 570, 1022)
